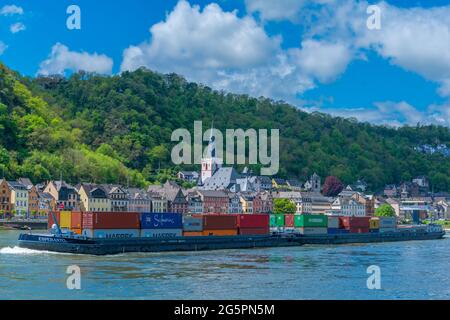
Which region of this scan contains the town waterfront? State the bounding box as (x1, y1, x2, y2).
(1, 230, 449, 300)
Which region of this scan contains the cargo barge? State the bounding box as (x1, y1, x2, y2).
(17, 228, 445, 255)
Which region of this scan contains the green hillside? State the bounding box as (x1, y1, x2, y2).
(1, 63, 449, 191)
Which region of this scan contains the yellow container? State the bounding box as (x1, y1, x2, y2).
(202, 229, 238, 236)
(60, 211, 72, 229)
(369, 218, 380, 229)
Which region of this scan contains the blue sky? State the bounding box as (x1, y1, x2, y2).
(0, 0, 449, 127)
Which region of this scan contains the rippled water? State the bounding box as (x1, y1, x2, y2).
(1, 230, 449, 300)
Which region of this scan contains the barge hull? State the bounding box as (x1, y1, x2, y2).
(18, 230, 446, 255)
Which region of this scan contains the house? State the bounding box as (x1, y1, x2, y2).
(250, 176, 273, 191)
(78, 183, 111, 212)
(253, 191, 273, 214)
(274, 191, 311, 214)
(201, 167, 241, 190)
(197, 190, 229, 214)
(101, 184, 129, 212)
(332, 197, 366, 217)
(309, 192, 332, 215)
(286, 179, 302, 191)
(240, 193, 255, 214)
(350, 179, 368, 192)
(412, 176, 429, 189)
(399, 182, 420, 199)
(400, 198, 432, 222)
(127, 188, 152, 213)
(148, 191, 168, 213)
(19, 179, 38, 215)
(44, 181, 79, 211)
(0, 179, 12, 217)
(177, 171, 199, 183)
(384, 184, 398, 198)
(9, 181, 29, 217)
(37, 191, 54, 217)
(227, 192, 242, 214)
(187, 191, 203, 214)
(148, 181, 188, 214)
(272, 178, 287, 189)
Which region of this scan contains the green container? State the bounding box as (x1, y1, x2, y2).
(269, 215, 277, 227)
(275, 214, 285, 227)
(294, 215, 328, 228)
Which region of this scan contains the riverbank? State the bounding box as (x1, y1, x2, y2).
(0, 219, 47, 230)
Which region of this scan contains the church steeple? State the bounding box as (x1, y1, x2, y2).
(201, 122, 222, 184)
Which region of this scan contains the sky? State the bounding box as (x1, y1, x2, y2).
(0, 0, 449, 127)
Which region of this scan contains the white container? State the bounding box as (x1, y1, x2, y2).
(296, 227, 328, 235)
(327, 216, 339, 229)
(140, 229, 182, 238)
(82, 229, 140, 239)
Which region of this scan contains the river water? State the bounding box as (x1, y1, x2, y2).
(1, 230, 449, 300)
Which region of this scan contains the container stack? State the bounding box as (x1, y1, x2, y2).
(339, 217, 371, 234)
(201, 214, 238, 236)
(377, 217, 397, 233)
(140, 213, 183, 238)
(327, 216, 346, 234)
(284, 214, 295, 232)
(369, 218, 380, 233)
(294, 215, 328, 235)
(236, 214, 269, 235)
(81, 212, 141, 239)
(182, 216, 204, 236)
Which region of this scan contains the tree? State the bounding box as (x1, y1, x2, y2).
(273, 198, 296, 215)
(375, 204, 396, 217)
(322, 176, 344, 197)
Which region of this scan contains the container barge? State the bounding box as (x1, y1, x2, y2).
(16, 212, 446, 255)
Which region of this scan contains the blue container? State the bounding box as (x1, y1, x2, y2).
(140, 213, 183, 229)
(370, 229, 380, 233)
(328, 228, 350, 234)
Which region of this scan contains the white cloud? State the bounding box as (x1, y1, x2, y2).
(317, 101, 450, 127)
(245, 0, 306, 22)
(0, 4, 23, 16)
(38, 43, 113, 76)
(0, 41, 7, 55)
(10, 22, 25, 34)
(121, 0, 280, 72)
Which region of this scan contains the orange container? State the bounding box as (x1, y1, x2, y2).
(71, 212, 82, 229)
(183, 231, 203, 237)
(72, 228, 82, 235)
(202, 229, 238, 236)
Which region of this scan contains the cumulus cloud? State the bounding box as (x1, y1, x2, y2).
(245, 0, 306, 22)
(38, 43, 113, 76)
(10, 22, 25, 34)
(0, 4, 23, 16)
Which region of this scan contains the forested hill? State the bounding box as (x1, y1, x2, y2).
(1, 63, 449, 191)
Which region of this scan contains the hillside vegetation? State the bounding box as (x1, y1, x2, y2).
(0, 63, 448, 191)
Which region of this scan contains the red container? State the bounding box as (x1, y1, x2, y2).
(236, 214, 269, 228)
(200, 214, 238, 230)
(284, 214, 295, 227)
(239, 227, 269, 235)
(82, 212, 140, 229)
(350, 227, 370, 234)
(47, 212, 60, 229)
(71, 211, 82, 229)
(339, 217, 370, 229)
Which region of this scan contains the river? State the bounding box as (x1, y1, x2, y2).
(1, 230, 449, 300)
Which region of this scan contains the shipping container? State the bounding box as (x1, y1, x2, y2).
(269, 215, 277, 227)
(82, 229, 140, 239)
(202, 229, 238, 236)
(296, 227, 328, 235)
(140, 229, 182, 238)
(327, 228, 350, 234)
(294, 215, 328, 228)
(70, 211, 82, 229)
(378, 217, 397, 228)
(369, 218, 380, 229)
(349, 227, 369, 234)
(238, 227, 270, 235)
(183, 216, 203, 232)
(236, 214, 269, 228)
(339, 217, 370, 229)
(369, 229, 380, 233)
(141, 213, 183, 229)
(60, 211, 72, 229)
(327, 216, 339, 229)
(201, 215, 237, 230)
(183, 231, 204, 237)
(284, 214, 295, 227)
(82, 212, 140, 230)
(71, 228, 82, 235)
(275, 214, 285, 227)
(47, 212, 60, 229)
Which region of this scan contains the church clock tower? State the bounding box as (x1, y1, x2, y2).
(201, 126, 222, 184)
